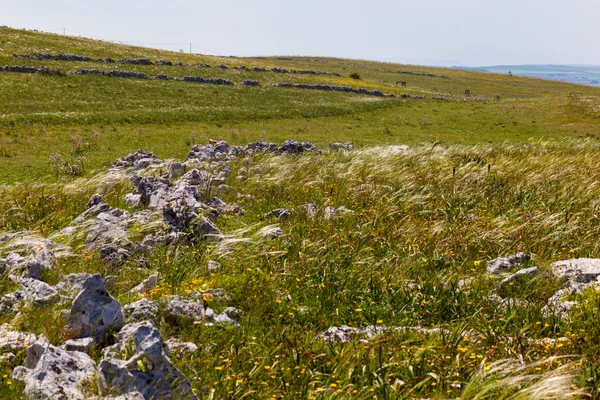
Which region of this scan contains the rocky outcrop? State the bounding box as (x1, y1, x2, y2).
(12, 337, 96, 400)
(67, 274, 124, 341)
(98, 321, 198, 399)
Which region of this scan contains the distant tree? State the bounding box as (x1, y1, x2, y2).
(349, 73, 361, 80)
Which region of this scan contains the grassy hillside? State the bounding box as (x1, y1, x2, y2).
(2, 26, 600, 183)
(2, 27, 600, 399)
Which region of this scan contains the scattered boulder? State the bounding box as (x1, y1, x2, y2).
(67, 274, 125, 341)
(168, 161, 186, 179)
(98, 321, 198, 400)
(13, 336, 96, 400)
(223, 306, 243, 321)
(486, 253, 531, 274)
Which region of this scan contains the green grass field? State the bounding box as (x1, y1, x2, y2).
(2, 26, 600, 399)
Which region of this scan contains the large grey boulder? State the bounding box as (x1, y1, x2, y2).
(552, 258, 600, 282)
(12, 336, 96, 399)
(67, 274, 124, 341)
(486, 253, 531, 274)
(98, 321, 197, 399)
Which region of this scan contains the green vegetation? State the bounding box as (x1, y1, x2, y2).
(1, 26, 600, 399)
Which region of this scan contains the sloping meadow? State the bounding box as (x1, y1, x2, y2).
(2, 139, 600, 398)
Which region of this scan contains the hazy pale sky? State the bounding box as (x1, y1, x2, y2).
(2, 0, 599, 66)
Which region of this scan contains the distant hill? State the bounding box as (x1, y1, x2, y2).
(454, 64, 600, 86)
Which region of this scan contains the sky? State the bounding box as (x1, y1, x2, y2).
(2, 0, 599, 67)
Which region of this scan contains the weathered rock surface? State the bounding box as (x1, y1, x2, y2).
(124, 298, 159, 322)
(61, 337, 95, 354)
(19, 278, 59, 305)
(67, 274, 124, 341)
(486, 253, 531, 274)
(0, 324, 36, 351)
(54, 273, 93, 299)
(13, 337, 96, 400)
(552, 258, 600, 282)
(98, 321, 198, 400)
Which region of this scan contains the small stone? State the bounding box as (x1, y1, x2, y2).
(260, 227, 283, 239)
(265, 208, 290, 220)
(130, 273, 158, 294)
(223, 306, 243, 321)
(165, 338, 198, 356)
(207, 260, 222, 273)
(499, 267, 538, 287)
